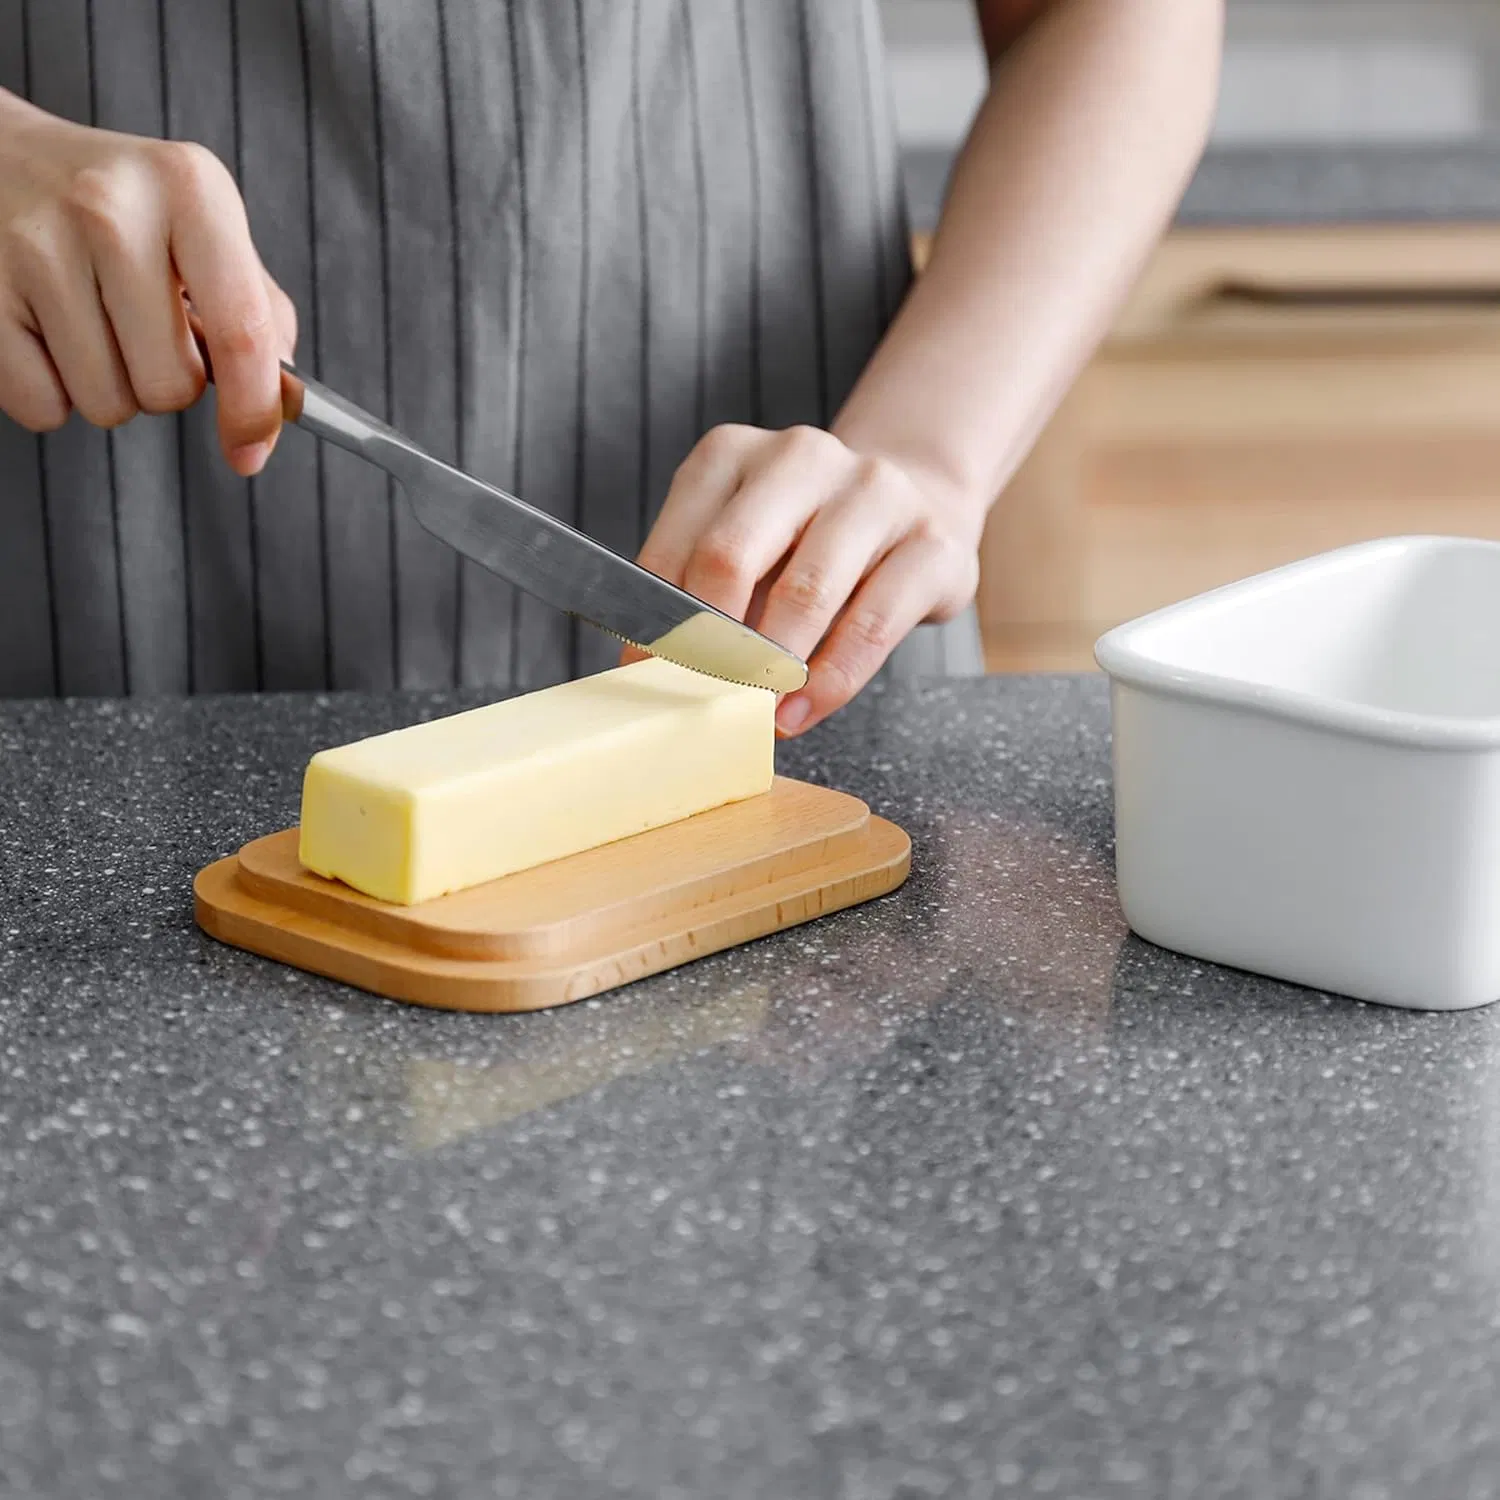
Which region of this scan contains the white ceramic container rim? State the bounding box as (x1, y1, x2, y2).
(1093, 535, 1500, 752)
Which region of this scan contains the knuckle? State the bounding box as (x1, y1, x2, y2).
(694, 423, 753, 467)
(62, 164, 139, 244)
(773, 565, 836, 619)
(692, 528, 751, 584)
(928, 582, 977, 624)
(670, 449, 708, 488)
(13, 393, 70, 434)
(853, 453, 900, 493)
(78, 391, 138, 430)
(156, 139, 230, 202)
(782, 424, 834, 462)
(914, 522, 981, 609)
(949, 553, 981, 611)
(841, 606, 896, 657)
(814, 652, 861, 706)
(133, 367, 205, 415)
(207, 303, 275, 362)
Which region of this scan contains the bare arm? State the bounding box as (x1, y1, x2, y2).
(641, 0, 1223, 734)
(835, 0, 1224, 518)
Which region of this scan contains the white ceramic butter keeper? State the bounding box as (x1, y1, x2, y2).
(1095, 536, 1500, 1012)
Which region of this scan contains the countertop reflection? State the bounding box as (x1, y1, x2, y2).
(2, 677, 1499, 1498)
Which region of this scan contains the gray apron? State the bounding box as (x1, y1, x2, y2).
(0, 0, 983, 698)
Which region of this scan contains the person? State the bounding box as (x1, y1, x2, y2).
(0, 0, 1220, 736)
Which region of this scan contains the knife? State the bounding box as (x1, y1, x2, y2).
(191, 327, 809, 695)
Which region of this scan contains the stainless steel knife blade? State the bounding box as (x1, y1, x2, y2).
(194, 321, 809, 694)
(284, 367, 808, 694)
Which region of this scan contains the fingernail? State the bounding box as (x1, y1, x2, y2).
(230, 440, 273, 475)
(776, 695, 813, 737)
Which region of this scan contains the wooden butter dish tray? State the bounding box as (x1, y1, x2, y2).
(194, 778, 911, 1013)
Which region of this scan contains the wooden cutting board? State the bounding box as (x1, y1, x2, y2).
(194, 778, 910, 1013)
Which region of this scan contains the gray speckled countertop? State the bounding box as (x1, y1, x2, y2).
(4, 677, 1500, 1499)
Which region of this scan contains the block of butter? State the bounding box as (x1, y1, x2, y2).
(298, 657, 775, 904)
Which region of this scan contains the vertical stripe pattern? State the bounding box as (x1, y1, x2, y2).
(93, 0, 190, 695)
(302, 0, 393, 691)
(641, 4, 708, 527)
(503, 1, 586, 690)
(0, 0, 977, 699)
(28, 0, 126, 696)
(372, 0, 461, 690)
(86, 0, 134, 693)
(0, 4, 59, 695)
(163, 0, 257, 692)
(238, 0, 326, 690)
(444, 0, 527, 690)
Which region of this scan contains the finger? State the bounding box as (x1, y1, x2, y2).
(636, 424, 759, 586)
(753, 464, 912, 661)
(680, 427, 857, 622)
(160, 142, 281, 474)
(0, 311, 70, 432)
(775, 531, 951, 738)
(743, 555, 788, 634)
(80, 171, 206, 417)
(264, 268, 298, 361)
(18, 227, 138, 429)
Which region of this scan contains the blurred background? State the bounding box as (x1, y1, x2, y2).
(879, 0, 1500, 670)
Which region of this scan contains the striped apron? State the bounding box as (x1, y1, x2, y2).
(0, 0, 984, 698)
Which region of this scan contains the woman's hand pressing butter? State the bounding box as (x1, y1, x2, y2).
(635, 423, 983, 738)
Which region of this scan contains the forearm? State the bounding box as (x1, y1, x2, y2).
(834, 0, 1223, 534)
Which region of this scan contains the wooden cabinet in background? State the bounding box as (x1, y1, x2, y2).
(969, 225, 1500, 671)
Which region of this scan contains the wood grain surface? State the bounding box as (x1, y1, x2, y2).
(195, 778, 912, 1013)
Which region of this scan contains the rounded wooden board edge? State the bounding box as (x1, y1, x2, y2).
(192, 811, 913, 1014)
(233, 777, 875, 963)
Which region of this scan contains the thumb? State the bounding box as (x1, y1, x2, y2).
(263, 269, 298, 363)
